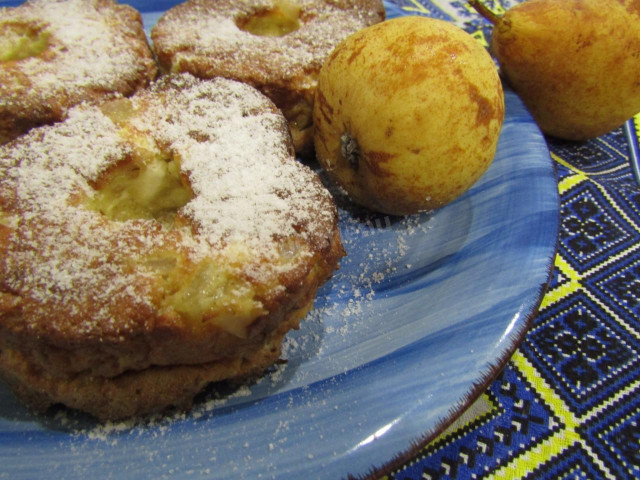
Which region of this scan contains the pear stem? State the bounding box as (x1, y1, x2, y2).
(468, 0, 502, 25)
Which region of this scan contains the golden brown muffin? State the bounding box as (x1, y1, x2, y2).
(0, 73, 344, 421)
(151, 0, 385, 157)
(0, 0, 157, 145)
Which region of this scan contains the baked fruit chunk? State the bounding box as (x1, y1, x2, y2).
(151, 0, 385, 156)
(0, 0, 157, 145)
(0, 73, 344, 421)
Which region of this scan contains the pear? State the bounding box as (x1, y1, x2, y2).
(313, 16, 504, 215)
(470, 0, 640, 140)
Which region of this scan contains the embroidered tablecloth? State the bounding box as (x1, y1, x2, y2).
(377, 1, 640, 479)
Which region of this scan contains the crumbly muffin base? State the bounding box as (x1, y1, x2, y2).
(0, 296, 310, 422)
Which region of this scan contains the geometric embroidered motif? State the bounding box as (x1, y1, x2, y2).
(607, 181, 640, 226)
(577, 388, 640, 479)
(583, 252, 640, 326)
(389, 362, 560, 480)
(522, 290, 640, 416)
(522, 443, 610, 479)
(559, 180, 636, 273)
(549, 130, 632, 185)
(544, 256, 570, 293)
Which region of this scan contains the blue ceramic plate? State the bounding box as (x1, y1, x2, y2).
(0, 2, 559, 479)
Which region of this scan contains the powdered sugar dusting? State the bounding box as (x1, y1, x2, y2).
(131, 74, 335, 251)
(152, 0, 384, 90)
(0, 0, 156, 133)
(11, 108, 129, 205)
(0, 73, 337, 337)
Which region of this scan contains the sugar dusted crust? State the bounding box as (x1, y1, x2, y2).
(0, 0, 157, 144)
(0, 73, 344, 421)
(151, 0, 385, 156)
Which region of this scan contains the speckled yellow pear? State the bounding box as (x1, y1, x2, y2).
(313, 16, 504, 216)
(471, 0, 640, 140)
